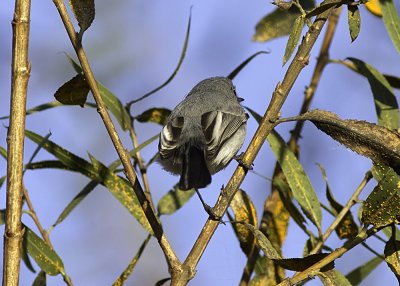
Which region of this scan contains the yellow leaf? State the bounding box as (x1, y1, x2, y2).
(365, 0, 382, 17)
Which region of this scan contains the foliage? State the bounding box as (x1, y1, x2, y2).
(2, 0, 400, 285)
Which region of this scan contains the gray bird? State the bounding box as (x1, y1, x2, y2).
(158, 77, 248, 191)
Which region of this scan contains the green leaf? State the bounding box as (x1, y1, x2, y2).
(32, 271, 46, 286)
(65, 55, 132, 130)
(319, 164, 358, 240)
(230, 190, 258, 257)
(0, 209, 5, 225)
(135, 108, 171, 126)
(68, 0, 95, 36)
(54, 74, 90, 107)
(0, 175, 6, 190)
(348, 5, 361, 42)
(275, 253, 334, 272)
(227, 51, 269, 80)
(23, 227, 65, 276)
(283, 16, 305, 65)
(244, 224, 282, 260)
(385, 237, 400, 282)
(267, 130, 322, 231)
(305, 0, 342, 18)
(346, 256, 383, 285)
(318, 269, 352, 286)
(157, 184, 195, 216)
(380, 0, 400, 54)
(253, 0, 314, 42)
(362, 167, 400, 228)
(347, 58, 399, 130)
(0, 101, 64, 120)
(25, 130, 152, 234)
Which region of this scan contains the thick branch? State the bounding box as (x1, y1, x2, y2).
(3, 1, 31, 286)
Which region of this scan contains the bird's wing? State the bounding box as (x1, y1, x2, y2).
(158, 116, 184, 159)
(201, 110, 247, 157)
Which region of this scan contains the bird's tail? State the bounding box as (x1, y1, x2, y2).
(179, 143, 211, 190)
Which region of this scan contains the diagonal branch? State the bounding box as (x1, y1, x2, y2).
(51, 0, 180, 271)
(174, 1, 341, 285)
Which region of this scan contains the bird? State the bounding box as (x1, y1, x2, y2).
(158, 76, 248, 194)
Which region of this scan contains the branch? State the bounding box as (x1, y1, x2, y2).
(174, 1, 341, 285)
(51, 0, 180, 270)
(3, 0, 31, 285)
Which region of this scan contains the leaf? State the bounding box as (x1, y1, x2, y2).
(0, 175, 6, 190)
(135, 108, 171, 125)
(348, 5, 361, 42)
(253, 0, 314, 42)
(68, 0, 95, 36)
(32, 271, 47, 286)
(305, 0, 342, 19)
(227, 51, 269, 80)
(380, 0, 400, 54)
(21, 243, 36, 273)
(346, 58, 399, 130)
(25, 130, 152, 234)
(244, 224, 282, 260)
(0, 209, 5, 225)
(230, 190, 258, 257)
(23, 227, 65, 276)
(365, 0, 382, 17)
(320, 165, 358, 239)
(268, 130, 322, 230)
(318, 269, 352, 286)
(385, 237, 400, 283)
(157, 184, 195, 215)
(362, 167, 400, 228)
(64, 55, 132, 130)
(274, 253, 334, 272)
(54, 74, 90, 107)
(295, 109, 400, 175)
(283, 16, 304, 65)
(346, 256, 383, 285)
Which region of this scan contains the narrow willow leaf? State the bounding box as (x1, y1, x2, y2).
(64, 55, 132, 130)
(244, 224, 282, 260)
(98, 82, 132, 131)
(68, 0, 95, 36)
(253, 0, 314, 42)
(0, 101, 64, 120)
(25, 130, 152, 233)
(275, 253, 334, 272)
(380, 0, 400, 54)
(365, 0, 382, 17)
(32, 271, 46, 286)
(230, 190, 258, 257)
(54, 74, 89, 107)
(305, 0, 342, 18)
(362, 167, 400, 228)
(319, 165, 358, 239)
(348, 5, 361, 42)
(268, 130, 322, 230)
(273, 176, 309, 235)
(135, 108, 171, 126)
(0, 146, 6, 158)
(24, 227, 65, 276)
(0, 209, 4, 225)
(0, 175, 6, 189)
(157, 184, 195, 215)
(318, 269, 352, 286)
(346, 256, 383, 285)
(296, 109, 400, 175)
(347, 58, 399, 130)
(385, 238, 400, 282)
(21, 244, 36, 273)
(227, 51, 269, 80)
(283, 16, 304, 65)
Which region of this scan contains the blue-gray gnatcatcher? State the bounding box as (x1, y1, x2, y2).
(158, 77, 248, 192)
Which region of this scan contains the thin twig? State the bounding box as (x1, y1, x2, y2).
(173, 2, 341, 285)
(3, 0, 31, 285)
(52, 0, 180, 270)
(310, 171, 373, 255)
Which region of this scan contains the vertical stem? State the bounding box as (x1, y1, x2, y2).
(3, 0, 31, 285)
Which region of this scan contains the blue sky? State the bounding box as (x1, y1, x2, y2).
(1, 1, 399, 285)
